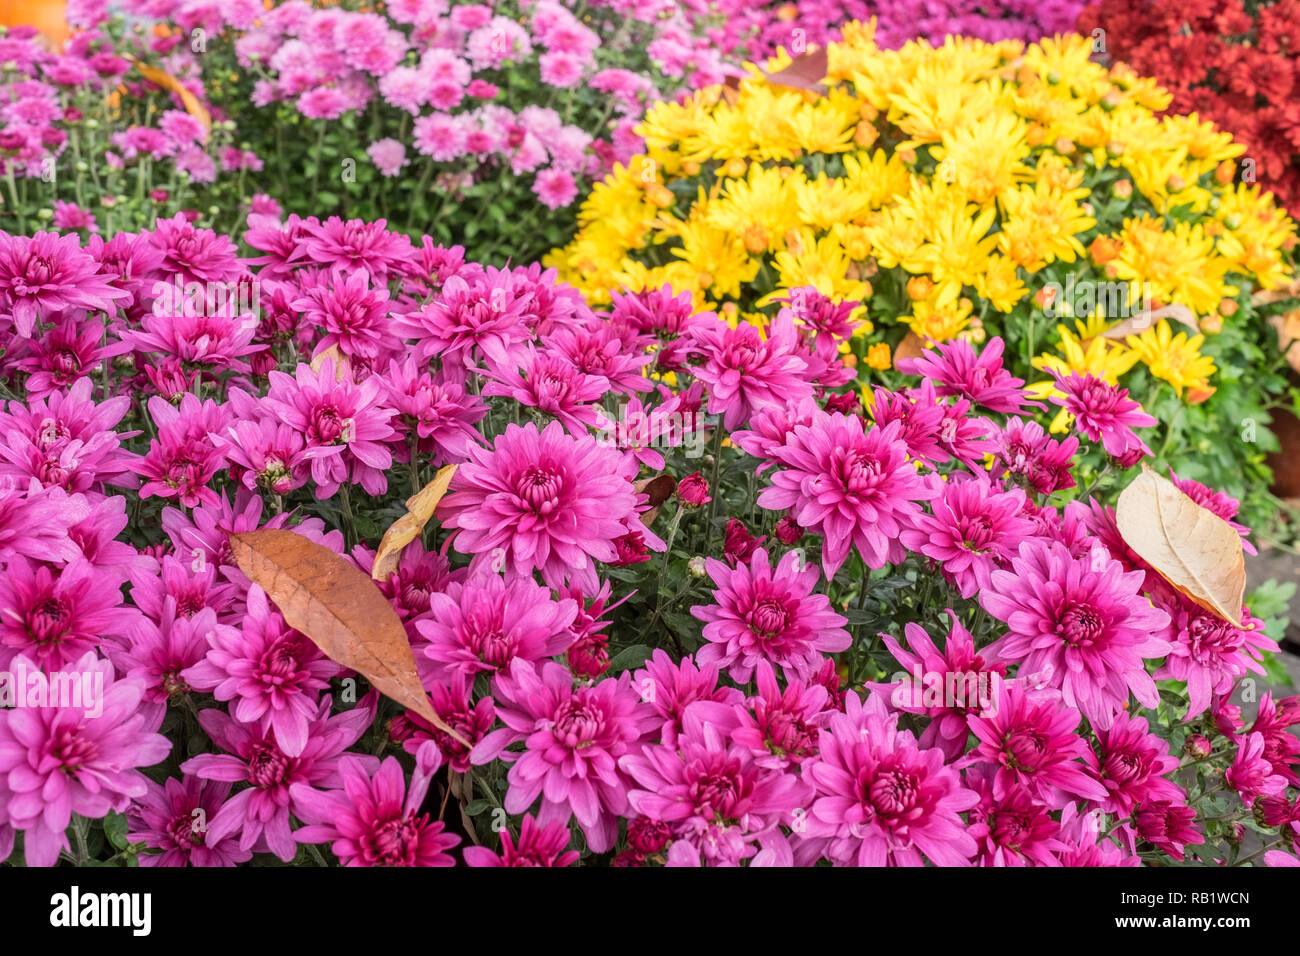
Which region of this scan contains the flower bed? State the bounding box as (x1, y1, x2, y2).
(546, 27, 1300, 534)
(0, 208, 1295, 867)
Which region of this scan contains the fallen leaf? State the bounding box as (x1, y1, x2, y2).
(762, 46, 828, 94)
(893, 331, 926, 363)
(1252, 278, 1300, 307)
(309, 345, 351, 382)
(371, 464, 458, 581)
(634, 474, 677, 508)
(1267, 311, 1300, 374)
(1099, 303, 1199, 341)
(229, 528, 469, 745)
(1115, 467, 1246, 627)
(128, 57, 211, 133)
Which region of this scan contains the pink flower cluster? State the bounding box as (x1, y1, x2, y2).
(0, 204, 1292, 869)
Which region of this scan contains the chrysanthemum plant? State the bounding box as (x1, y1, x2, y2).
(0, 204, 1296, 866)
(546, 26, 1300, 538)
(45, 0, 745, 266)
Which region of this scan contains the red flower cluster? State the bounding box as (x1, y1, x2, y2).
(1079, 0, 1300, 217)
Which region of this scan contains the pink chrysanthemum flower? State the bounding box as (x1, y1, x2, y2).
(900, 476, 1035, 598)
(294, 267, 397, 363)
(691, 548, 850, 684)
(543, 323, 653, 398)
(126, 775, 253, 867)
(1153, 601, 1271, 720)
(147, 214, 244, 284)
(298, 216, 411, 281)
(873, 612, 1007, 761)
(896, 336, 1038, 413)
(1243, 693, 1300, 786)
(965, 683, 1108, 808)
(291, 742, 459, 867)
(1053, 802, 1141, 866)
(0, 652, 171, 867)
(758, 412, 939, 578)
(710, 659, 832, 770)
(0, 556, 137, 670)
(0, 376, 139, 493)
(180, 695, 377, 862)
(462, 814, 579, 867)
(15, 313, 131, 400)
(396, 671, 495, 774)
(416, 572, 578, 683)
(213, 411, 309, 498)
(1225, 732, 1288, 808)
(183, 584, 341, 757)
(992, 416, 1078, 495)
(138, 393, 232, 509)
(262, 358, 396, 499)
(0, 480, 82, 565)
(1083, 712, 1183, 814)
(606, 284, 710, 372)
(437, 420, 659, 594)
(471, 659, 654, 853)
(631, 649, 744, 749)
(964, 764, 1067, 867)
(114, 597, 229, 728)
(689, 311, 812, 430)
(380, 358, 486, 465)
(1134, 802, 1202, 862)
(0, 231, 129, 337)
(1050, 373, 1156, 460)
(481, 345, 609, 435)
(868, 381, 951, 465)
(804, 691, 980, 866)
(980, 539, 1171, 729)
(394, 268, 533, 370)
(125, 309, 262, 372)
(621, 701, 809, 866)
(731, 396, 821, 472)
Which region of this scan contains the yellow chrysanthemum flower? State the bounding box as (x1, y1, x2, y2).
(1125, 320, 1217, 396)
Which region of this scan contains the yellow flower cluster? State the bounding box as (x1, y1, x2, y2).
(545, 25, 1295, 400)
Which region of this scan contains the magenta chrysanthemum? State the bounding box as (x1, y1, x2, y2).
(804, 692, 979, 867)
(758, 412, 938, 578)
(691, 548, 849, 684)
(437, 420, 659, 593)
(980, 539, 1171, 729)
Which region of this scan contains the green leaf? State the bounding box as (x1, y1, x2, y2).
(607, 644, 652, 673)
(464, 799, 492, 816)
(103, 811, 129, 851)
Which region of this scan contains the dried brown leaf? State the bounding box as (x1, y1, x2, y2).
(1099, 304, 1199, 341)
(309, 345, 351, 382)
(634, 474, 677, 509)
(762, 46, 828, 94)
(1252, 278, 1300, 307)
(229, 528, 469, 745)
(893, 331, 926, 364)
(371, 464, 457, 582)
(1115, 467, 1246, 627)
